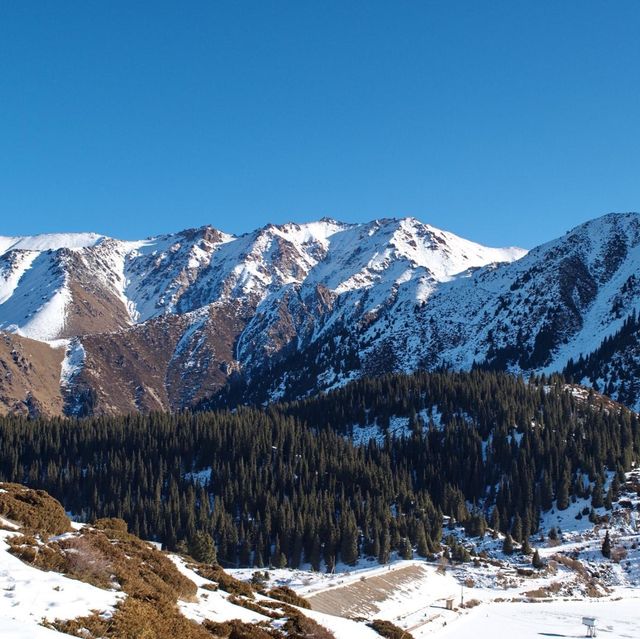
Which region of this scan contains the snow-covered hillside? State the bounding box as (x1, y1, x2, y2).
(0, 483, 371, 639)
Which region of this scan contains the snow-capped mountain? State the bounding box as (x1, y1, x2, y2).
(2, 212, 640, 416)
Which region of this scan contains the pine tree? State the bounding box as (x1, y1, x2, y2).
(188, 530, 217, 564)
(340, 515, 359, 566)
(511, 514, 523, 543)
(556, 468, 570, 511)
(399, 537, 413, 560)
(601, 531, 612, 558)
(591, 477, 604, 508)
(532, 549, 544, 569)
(416, 525, 429, 558)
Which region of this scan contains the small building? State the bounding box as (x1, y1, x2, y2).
(445, 597, 454, 611)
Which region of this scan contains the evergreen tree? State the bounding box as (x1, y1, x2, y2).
(602, 531, 612, 558)
(532, 549, 544, 569)
(188, 530, 217, 564)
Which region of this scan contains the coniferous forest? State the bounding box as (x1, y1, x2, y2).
(0, 371, 638, 569)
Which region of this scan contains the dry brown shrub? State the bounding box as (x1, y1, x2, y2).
(62, 534, 115, 588)
(550, 554, 589, 578)
(6, 534, 67, 572)
(202, 619, 280, 638)
(516, 568, 534, 577)
(0, 482, 71, 536)
(58, 527, 197, 602)
(282, 608, 335, 639)
(524, 581, 562, 599)
(52, 597, 213, 639)
(227, 594, 279, 619)
(461, 599, 481, 609)
(368, 618, 414, 639)
(585, 580, 605, 598)
(266, 585, 311, 609)
(201, 582, 219, 591)
(194, 564, 254, 598)
(10, 524, 196, 604)
(93, 517, 129, 533)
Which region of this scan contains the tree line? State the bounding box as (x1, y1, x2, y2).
(0, 370, 637, 569)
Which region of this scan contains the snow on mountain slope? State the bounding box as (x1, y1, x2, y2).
(0, 218, 519, 345)
(407, 212, 640, 373)
(303, 217, 523, 301)
(212, 212, 640, 410)
(6, 212, 640, 416)
(0, 251, 71, 341)
(235, 217, 526, 369)
(0, 251, 39, 304)
(0, 232, 103, 256)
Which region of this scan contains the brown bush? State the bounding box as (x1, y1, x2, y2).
(266, 586, 311, 609)
(202, 619, 280, 638)
(93, 517, 129, 533)
(368, 619, 414, 639)
(62, 534, 115, 588)
(52, 597, 213, 639)
(7, 534, 67, 572)
(281, 607, 335, 639)
(550, 554, 589, 578)
(227, 594, 279, 619)
(201, 582, 219, 591)
(58, 527, 197, 602)
(0, 483, 71, 536)
(194, 564, 254, 598)
(611, 547, 628, 563)
(524, 581, 562, 599)
(10, 524, 197, 604)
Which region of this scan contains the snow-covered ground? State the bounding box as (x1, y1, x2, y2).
(0, 528, 123, 638)
(437, 598, 640, 639)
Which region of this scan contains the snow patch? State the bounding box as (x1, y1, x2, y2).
(59, 338, 86, 387)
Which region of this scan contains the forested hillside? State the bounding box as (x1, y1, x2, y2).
(0, 371, 637, 569)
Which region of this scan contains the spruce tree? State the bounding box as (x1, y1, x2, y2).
(188, 530, 217, 564)
(601, 531, 612, 558)
(532, 549, 544, 569)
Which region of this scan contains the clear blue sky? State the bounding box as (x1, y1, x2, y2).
(1, 2, 639, 248)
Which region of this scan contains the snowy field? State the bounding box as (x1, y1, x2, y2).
(437, 599, 640, 639)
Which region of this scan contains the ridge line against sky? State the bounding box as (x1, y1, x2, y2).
(1, 2, 639, 248)
(3, 211, 636, 252)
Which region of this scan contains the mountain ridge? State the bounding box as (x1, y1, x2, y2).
(2, 212, 640, 415)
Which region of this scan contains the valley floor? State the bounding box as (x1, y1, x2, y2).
(231, 558, 640, 639)
(437, 598, 639, 639)
(228, 472, 640, 638)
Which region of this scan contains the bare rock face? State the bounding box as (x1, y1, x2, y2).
(3, 213, 640, 415)
(0, 333, 65, 416)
